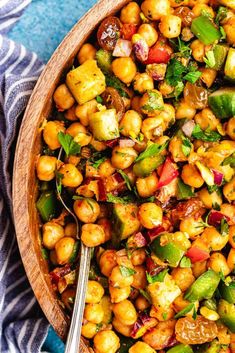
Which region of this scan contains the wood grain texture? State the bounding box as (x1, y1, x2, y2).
(12, 0, 130, 347)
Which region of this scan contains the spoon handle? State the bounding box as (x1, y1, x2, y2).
(64, 244, 92, 353)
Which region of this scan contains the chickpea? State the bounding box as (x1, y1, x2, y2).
(143, 320, 176, 350)
(135, 296, 151, 311)
(191, 39, 205, 62)
(43, 120, 65, 150)
(132, 266, 147, 289)
(78, 43, 96, 65)
(109, 285, 131, 303)
(133, 73, 153, 95)
(111, 146, 137, 170)
(139, 203, 163, 229)
(55, 237, 75, 265)
(221, 204, 235, 225)
(61, 288, 75, 311)
(171, 268, 195, 292)
(98, 159, 115, 178)
(180, 217, 204, 238)
(141, 0, 170, 21)
(112, 299, 138, 325)
(175, 99, 196, 120)
(181, 164, 204, 188)
(73, 198, 100, 223)
(195, 108, 219, 131)
(109, 266, 134, 288)
(59, 163, 83, 188)
(208, 252, 230, 276)
(131, 248, 147, 265)
(140, 90, 164, 117)
(112, 317, 133, 337)
(66, 122, 92, 146)
(201, 226, 229, 251)
(169, 136, 188, 162)
(97, 218, 112, 242)
(141, 117, 164, 140)
(136, 172, 158, 198)
(64, 105, 78, 121)
(86, 280, 105, 304)
(138, 24, 158, 47)
(81, 322, 97, 339)
(158, 104, 175, 129)
(224, 177, 235, 202)
(129, 341, 156, 353)
(99, 250, 117, 277)
(42, 221, 64, 250)
(198, 188, 222, 209)
(112, 58, 137, 84)
(159, 15, 182, 39)
(170, 0, 189, 6)
(120, 2, 141, 24)
(192, 4, 215, 18)
(53, 84, 75, 111)
(192, 260, 207, 278)
(119, 110, 142, 138)
(223, 17, 235, 45)
(67, 155, 81, 166)
(93, 330, 120, 353)
(227, 248, 235, 271)
(229, 226, 235, 248)
(131, 96, 143, 115)
(150, 304, 175, 321)
(226, 117, 235, 140)
(84, 303, 104, 324)
(75, 99, 98, 127)
(36, 155, 57, 181)
(81, 224, 106, 247)
(158, 81, 174, 97)
(200, 68, 217, 88)
(64, 223, 77, 238)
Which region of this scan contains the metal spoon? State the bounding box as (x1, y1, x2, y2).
(56, 149, 92, 353)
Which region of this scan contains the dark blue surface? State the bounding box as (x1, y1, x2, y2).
(9, 1, 98, 351)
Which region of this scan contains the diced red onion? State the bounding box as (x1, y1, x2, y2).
(114, 172, 125, 184)
(139, 312, 151, 324)
(212, 169, 224, 186)
(208, 210, 230, 226)
(105, 138, 119, 148)
(97, 179, 107, 201)
(132, 232, 147, 247)
(119, 138, 135, 148)
(182, 120, 195, 138)
(164, 336, 179, 349)
(133, 38, 149, 62)
(131, 320, 142, 337)
(113, 38, 132, 57)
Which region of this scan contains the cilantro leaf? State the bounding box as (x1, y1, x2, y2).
(208, 185, 220, 194)
(177, 179, 195, 200)
(193, 305, 197, 320)
(166, 58, 187, 86)
(135, 141, 168, 163)
(180, 256, 192, 268)
(222, 154, 235, 168)
(221, 218, 229, 237)
(118, 170, 132, 191)
(142, 90, 164, 112)
(139, 289, 152, 303)
(174, 303, 195, 319)
(57, 132, 81, 157)
(41, 248, 49, 260)
(92, 157, 107, 169)
(215, 6, 228, 25)
(96, 95, 103, 103)
(55, 171, 64, 194)
(146, 268, 168, 284)
(106, 193, 135, 204)
(192, 124, 221, 142)
(184, 71, 202, 84)
(119, 265, 136, 277)
(105, 74, 128, 97)
(169, 38, 192, 58)
(204, 50, 216, 68)
(181, 136, 192, 157)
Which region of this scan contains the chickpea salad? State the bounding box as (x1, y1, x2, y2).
(36, 0, 235, 352)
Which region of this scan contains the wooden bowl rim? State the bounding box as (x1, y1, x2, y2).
(12, 0, 130, 342)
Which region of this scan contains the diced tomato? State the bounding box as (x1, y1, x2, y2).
(105, 138, 119, 148)
(157, 157, 179, 189)
(186, 246, 210, 263)
(145, 226, 165, 243)
(146, 257, 165, 276)
(144, 40, 173, 65)
(97, 179, 107, 201)
(121, 24, 138, 40)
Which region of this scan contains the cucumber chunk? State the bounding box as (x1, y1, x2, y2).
(133, 154, 164, 177)
(220, 280, 235, 304)
(208, 87, 235, 119)
(218, 299, 235, 332)
(225, 48, 235, 81)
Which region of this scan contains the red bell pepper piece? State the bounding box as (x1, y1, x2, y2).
(144, 40, 173, 65)
(157, 157, 179, 189)
(121, 24, 138, 40)
(186, 246, 210, 263)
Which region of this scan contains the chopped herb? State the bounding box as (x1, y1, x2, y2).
(181, 136, 192, 157)
(208, 185, 220, 194)
(146, 268, 168, 284)
(169, 38, 192, 58)
(220, 26, 226, 40)
(72, 196, 94, 210)
(192, 305, 197, 320)
(221, 218, 229, 237)
(174, 303, 195, 319)
(96, 323, 103, 332)
(135, 141, 168, 163)
(184, 70, 202, 84)
(55, 171, 64, 194)
(166, 58, 187, 87)
(192, 124, 221, 142)
(41, 248, 49, 260)
(92, 157, 107, 169)
(180, 256, 192, 268)
(222, 154, 235, 168)
(107, 193, 135, 204)
(174, 81, 184, 99)
(215, 6, 228, 25)
(105, 74, 128, 97)
(96, 95, 103, 103)
(177, 179, 195, 200)
(139, 289, 152, 303)
(118, 170, 132, 191)
(212, 202, 221, 211)
(142, 90, 164, 112)
(204, 50, 216, 68)
(119, 265, 136, 277)
(57, 132, 81, 157)
(162, 312, 168, 320)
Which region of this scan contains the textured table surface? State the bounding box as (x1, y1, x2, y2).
(9, 1, 98, 351)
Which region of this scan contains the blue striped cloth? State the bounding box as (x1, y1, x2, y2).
(0, 1, 49, 352)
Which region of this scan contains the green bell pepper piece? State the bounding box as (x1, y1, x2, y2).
(218, 299, 235, 332)
(220, 280, 235, 304)
(36, 191, 58, 222)
(185, 270, 220, 302)
(167, 344, 193, 353)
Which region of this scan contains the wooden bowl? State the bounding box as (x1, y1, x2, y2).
(12, 0, 130, 347)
